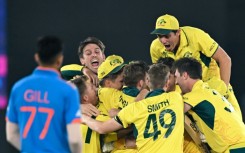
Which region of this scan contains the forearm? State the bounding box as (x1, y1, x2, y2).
(85, 118, 108, 134)
(67, 124, 82, 153)
(219, 58, 231, 86)
(7, 133, 21, 150)
(212, 46, 231, 86)
(83, 116, 123, 134)
(69, 142, 82, 153)
(6, 122, 21, 150)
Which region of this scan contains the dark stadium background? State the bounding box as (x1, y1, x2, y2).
(1, 0, 245, 152)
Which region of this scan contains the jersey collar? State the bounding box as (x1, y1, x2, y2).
(192, 80, 205, 91)
(175, 28, 189, 54)
(34, 66, 61, 77)
(145, 89, 165, 98)
(122, 86, 140, 97)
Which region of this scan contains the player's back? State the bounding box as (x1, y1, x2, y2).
(118, 90, 184, 153)
(183, 81, 245, 152)
(7, 68, 80, 153)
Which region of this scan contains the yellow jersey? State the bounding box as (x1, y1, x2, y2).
(183, 80, 245, 153)
(81, 115, 110, 153)
(98, 87, 140, 153)
(150, 26, 242, 118)
(116, 90, 184, 153)
(150, 26, 219, 82)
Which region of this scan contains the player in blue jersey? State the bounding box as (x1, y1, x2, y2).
(6, 36, 82, 153)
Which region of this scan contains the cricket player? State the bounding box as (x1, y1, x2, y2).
(6, 36, 82, 153)
(98, 55, 150, 152)
(71, 76, 112, 153)
(150, 14, 242, 119)
(174, 57, 245, 153)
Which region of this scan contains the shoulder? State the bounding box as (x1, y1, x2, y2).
(181, 26, 211, 39)
(150, 38, 163, 49)
(181, 26, 206, 34)
(165, 91, 182, 99)
(11, 75, 34, 91)
(54, 79, 79, 96)
(99, 87, 122, 95)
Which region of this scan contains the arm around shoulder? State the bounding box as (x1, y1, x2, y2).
(82, 115, 123, 134)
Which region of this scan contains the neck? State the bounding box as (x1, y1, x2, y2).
(188, 79, 199, 92)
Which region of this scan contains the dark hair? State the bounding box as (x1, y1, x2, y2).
(78, 37, 105, 58)
(157, 57, 175, 74)
(70, 76, 88, 103)
(148, 63, 170, 90)
(37, 36, 63, 65)
(99, 68, 124, 87)
(123, 60, 149, 87)
(173, 57, 202, 79)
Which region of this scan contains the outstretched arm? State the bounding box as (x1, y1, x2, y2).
(212, 46, 231, 86)
(82, 115, 123, 134)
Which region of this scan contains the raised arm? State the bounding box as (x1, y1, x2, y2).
(212, 46, 231, 86)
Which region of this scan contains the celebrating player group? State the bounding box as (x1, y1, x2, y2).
(6, 14, 245, 153)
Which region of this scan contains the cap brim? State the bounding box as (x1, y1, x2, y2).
(150, 29, 172, 35)
(109, 64, 125, 75)
(61, 70, 82, 80)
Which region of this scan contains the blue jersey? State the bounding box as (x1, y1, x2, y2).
(6, 67, 81, 153)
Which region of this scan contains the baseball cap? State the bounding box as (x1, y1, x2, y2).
(98, 55, 125, 80)
(151, 14, 179, 35)
(60, 64, 83, 80)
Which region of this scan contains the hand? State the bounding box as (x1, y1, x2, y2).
(125, 136, 136, 149)
(108, 108, 120, 118)
(82, 67, 99, 87)
(81, 104, 100, 117)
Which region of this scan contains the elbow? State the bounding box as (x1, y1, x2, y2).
(226, 55, 232, 66)
(6, 133, 15, 144)
(6, 134, 12, 143)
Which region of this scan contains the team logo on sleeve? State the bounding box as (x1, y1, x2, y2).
(209, 42, 217, 51)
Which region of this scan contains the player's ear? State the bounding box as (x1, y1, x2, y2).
(137, 80, 144, 89)
(34, 53, 40, 64)
(104, 79, 112, 87)
(56, 54, 64, 68)
(82, 95, 89, 103)
(183, 72, 188, 80)
(163, 78, 170, 92)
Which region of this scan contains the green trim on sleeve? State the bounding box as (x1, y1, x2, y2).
(192, 100, 215, 130)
